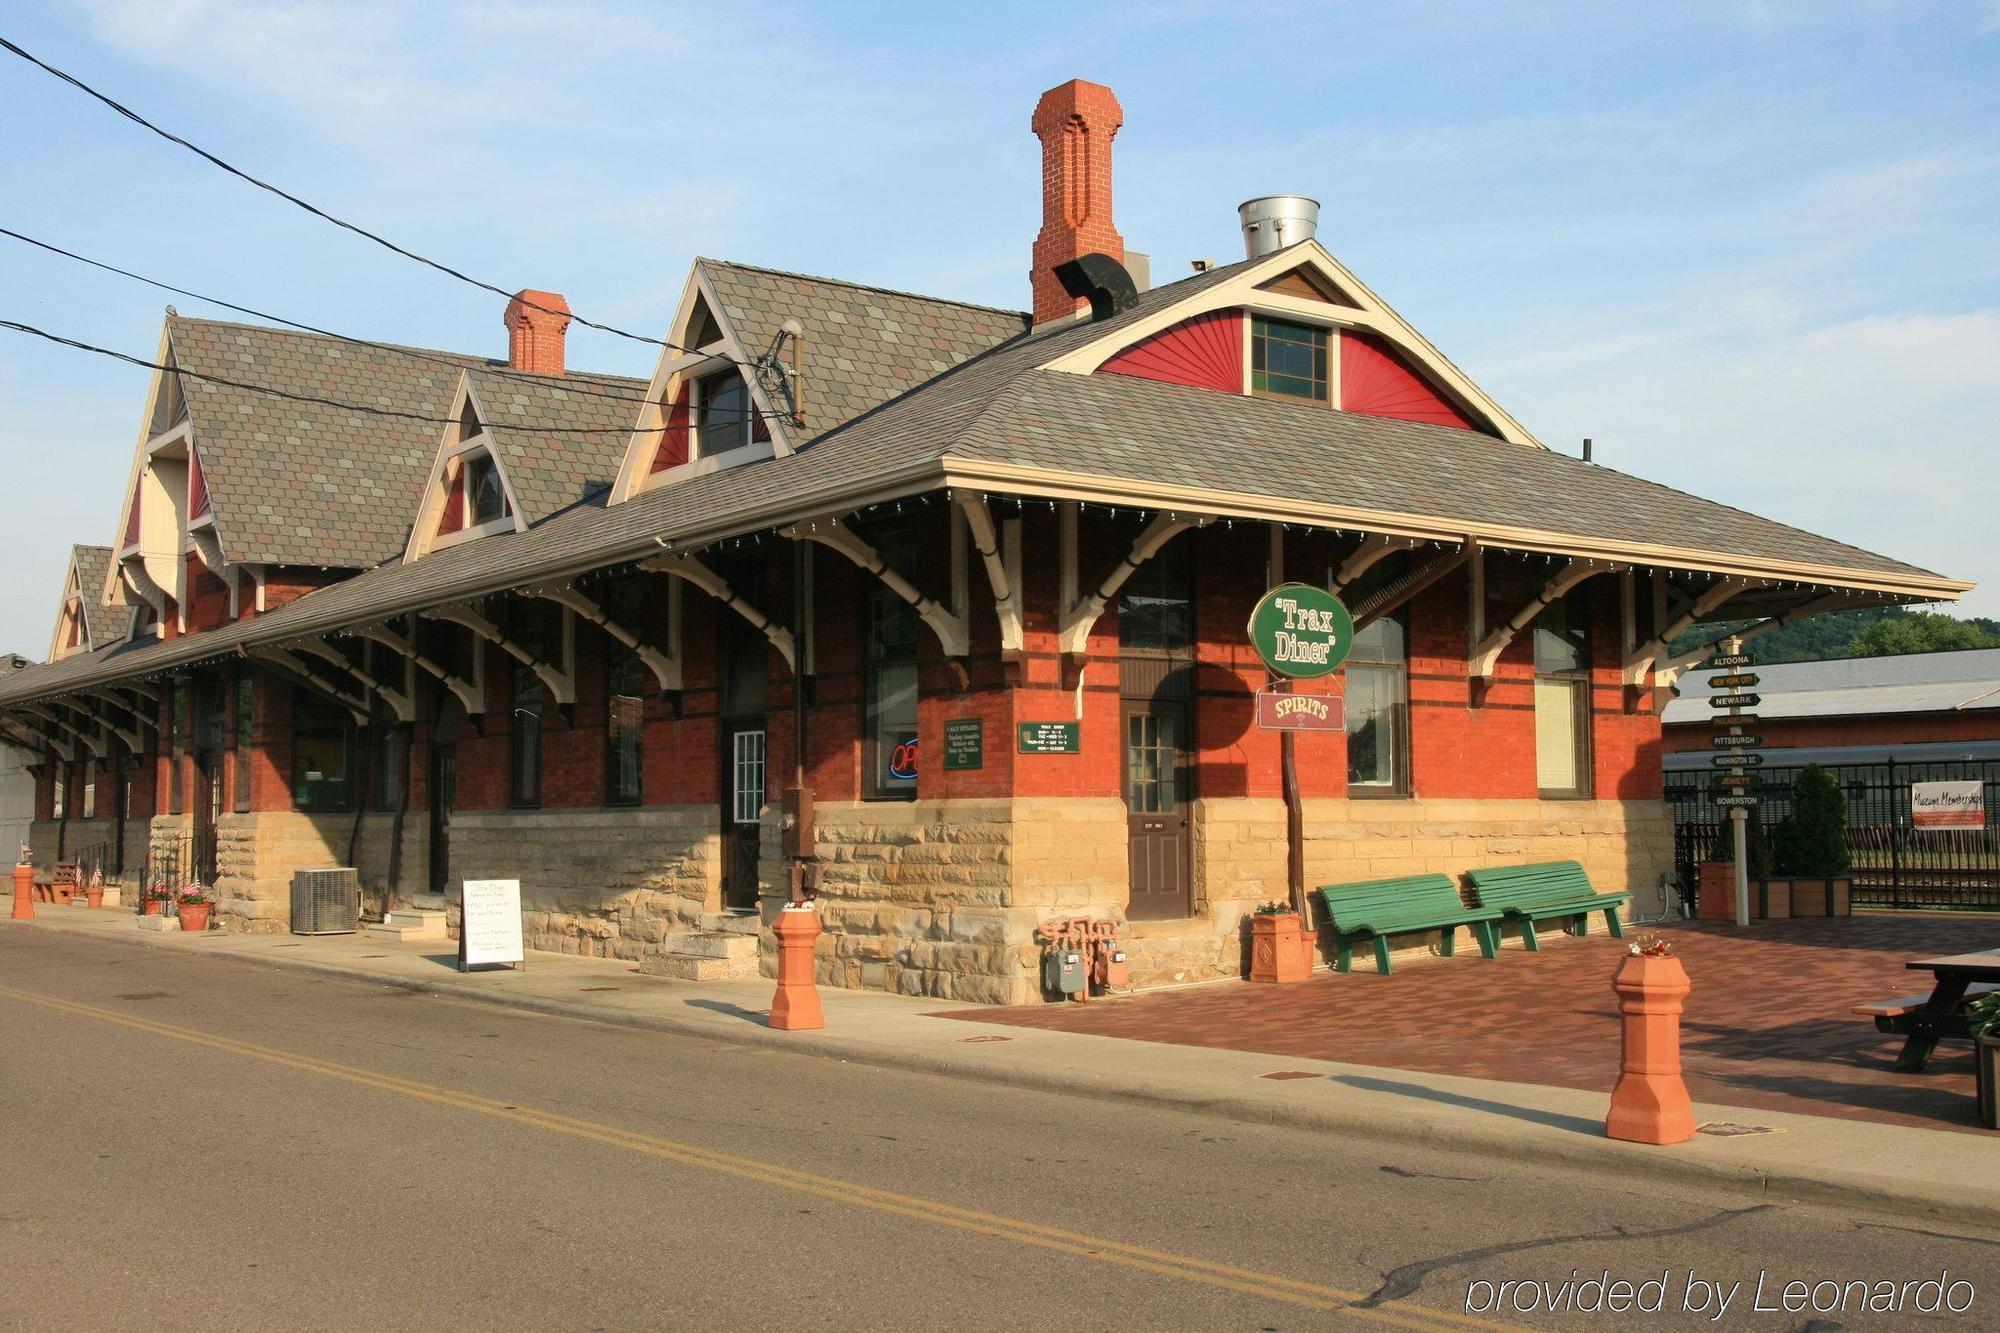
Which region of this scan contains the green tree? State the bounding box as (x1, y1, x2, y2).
(1773, 765, 1852, 877)
(1848, 612, 2000, 657)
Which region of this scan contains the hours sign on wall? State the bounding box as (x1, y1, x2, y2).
(1247, 583, 1354, 680)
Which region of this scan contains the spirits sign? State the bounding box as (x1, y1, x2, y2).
(1255, 690, 1346, 732)
(1247, 583, 1354, 680)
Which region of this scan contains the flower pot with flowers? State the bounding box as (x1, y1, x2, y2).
(1249, 901, 1314, 984)
(177, 883, 212, 934)
(140, 883, 171, 916)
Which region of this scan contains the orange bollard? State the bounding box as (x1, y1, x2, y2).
(768, 904, 825, 1031)
(1606, 946, 1696, 1145)
(10, 863, 33, 921)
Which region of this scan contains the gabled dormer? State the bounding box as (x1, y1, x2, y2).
(406, 379, 525, 558)
(609, 266, 800, 502)
(1037, 240, 1540, 446)
(48, 545, 124, 661)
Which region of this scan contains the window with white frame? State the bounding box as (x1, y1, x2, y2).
(731, 729, 766, 825)
(695, 369, 752, 457)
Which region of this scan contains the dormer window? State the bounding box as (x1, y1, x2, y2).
(1250, 316, 1329, 403)
(696, 369, 752, 456)
(466, 452, 506, 526)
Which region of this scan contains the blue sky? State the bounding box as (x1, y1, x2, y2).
(2, 1, 1996, 653)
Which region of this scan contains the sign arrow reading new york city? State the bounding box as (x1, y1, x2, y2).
(1707, 672, 1760, 690)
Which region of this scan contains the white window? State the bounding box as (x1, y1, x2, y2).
(731, 729, 766, 825)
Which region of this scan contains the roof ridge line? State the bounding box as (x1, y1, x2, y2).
(696, 257, 1030, 321)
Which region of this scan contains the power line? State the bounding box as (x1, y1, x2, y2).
(0, 34, 748, 367)
(0, 318, 780, 435)
(0, 224, 657, 408)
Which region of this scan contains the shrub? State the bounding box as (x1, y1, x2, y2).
(1774, 765, 1852, 877)
(1706, 816, 1772, 878)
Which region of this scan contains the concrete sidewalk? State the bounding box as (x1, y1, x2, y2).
(10, 905, 1998, 1229)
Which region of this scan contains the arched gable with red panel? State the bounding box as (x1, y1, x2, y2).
(1339, 330, 1478, 430)
(1098, 310, 1243, 394)
(650, 385, 693, 473)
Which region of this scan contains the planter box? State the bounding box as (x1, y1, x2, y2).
(1755, 878, 1792, 920)
(1696, 862, 1738, 921)
(1250, 912, 1312, 984)
(1781, 876, 1852, 918)
(1978, 1036, 1999, 1131)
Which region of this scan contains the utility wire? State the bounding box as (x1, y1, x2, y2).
(0, 318, 783, 435)
(0, 34, 755, 368)
(3, 224, 657, 409)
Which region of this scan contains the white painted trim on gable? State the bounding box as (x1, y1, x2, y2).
(403, 379, 529, 561)
(1036, 241, 1543, 449)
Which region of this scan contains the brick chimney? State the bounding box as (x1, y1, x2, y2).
(1030, 79, 1125, 326)
(504, 289, 573, 376)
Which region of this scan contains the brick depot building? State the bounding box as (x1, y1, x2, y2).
(4, 81, 1969, 1002)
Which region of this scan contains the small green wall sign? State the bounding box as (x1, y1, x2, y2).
(1017, 722, 1081, 754)
(1247, 583, 1354, 680)
(943, 718, 985, 771)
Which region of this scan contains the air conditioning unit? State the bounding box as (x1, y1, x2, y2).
(291, 867, 360, 935)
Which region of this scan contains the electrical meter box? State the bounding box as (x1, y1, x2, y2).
(782, 786, 815, 860)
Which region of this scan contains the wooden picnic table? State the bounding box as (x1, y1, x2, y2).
(1889, 952, 2000, 1073)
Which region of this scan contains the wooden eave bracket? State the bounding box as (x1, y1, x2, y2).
(782, 516, 969, 658)
(0, 715, 69, 761)
(23, 703, 108, 758)
(251, 648, 371, 724)
(1619, 576, 1755, 688)
(64, 696, 141, 754)
(1331, 534, 1422, 595)
(80, 687, 157, 739)
(1058, 511, 1213, 657)
(640, 552, 797, 671)
(1351, 539, 1472, 631)
(1659, 591, 1853, 680)
(532, 588, 681, 693)
(291, 640, 416, 722)
(422, 605, 577, 705)
(356, 623, 483, 717)
(1470, 559, 1622, 680)
(958, 495, 1024, 659)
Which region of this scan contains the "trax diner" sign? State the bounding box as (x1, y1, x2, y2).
(1247, 584, 1354, 681)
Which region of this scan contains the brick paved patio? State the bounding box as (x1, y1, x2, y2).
(948, 914, 2000, 1134)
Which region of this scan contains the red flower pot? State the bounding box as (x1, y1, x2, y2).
(178, 902, 211, 933)
(141, 899, 163, 916)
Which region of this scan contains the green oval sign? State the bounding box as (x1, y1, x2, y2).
(1247, 583, 1354, 680)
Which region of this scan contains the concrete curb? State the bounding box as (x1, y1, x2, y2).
(17, 917, 2000, 1231)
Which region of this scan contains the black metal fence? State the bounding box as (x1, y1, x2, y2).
(1668, 758, 2000, 911)
(143, 826, 219, 901)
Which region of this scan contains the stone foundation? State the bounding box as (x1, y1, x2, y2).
(443, 805, 719, 959)
(210, 811, 428, 932)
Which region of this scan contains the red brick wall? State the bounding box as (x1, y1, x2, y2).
(183, 553, 233, 632)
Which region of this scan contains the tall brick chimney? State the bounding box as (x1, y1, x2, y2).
(504, 289, 572, 376)
(1030, 79, 1125, 326)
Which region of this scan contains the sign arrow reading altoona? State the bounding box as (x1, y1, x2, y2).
(1708, 693, 1761, 710)
(1712, 733, 1764, 749)
(1712, 753, 1764, 767)
(1706, 653, 1753, 669)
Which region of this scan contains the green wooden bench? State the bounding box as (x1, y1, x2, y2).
(1317, 874, 1503, 975)
(1464, 861, 1629, 951)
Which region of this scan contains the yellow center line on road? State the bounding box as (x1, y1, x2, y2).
(0, 981, 1519, 1331)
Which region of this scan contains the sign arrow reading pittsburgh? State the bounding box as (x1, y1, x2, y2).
(1712, 733, 1763, 748)
(1708, 693, 1761, 710)
(1247, 583, 1354, 681)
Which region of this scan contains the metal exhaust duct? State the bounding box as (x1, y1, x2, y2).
(1238, 195, 1321, 259)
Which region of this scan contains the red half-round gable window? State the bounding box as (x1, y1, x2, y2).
(188, 449, 211, 520)
(651, 385, 692, 473)
(1098, 310, 1244, 394)
(436, 464, 466, 536)
(1339, 330, 1478, 430)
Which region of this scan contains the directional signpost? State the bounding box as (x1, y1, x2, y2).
(1706, 650, 1762, 925)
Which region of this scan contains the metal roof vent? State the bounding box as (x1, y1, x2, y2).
(1238, 195, 1321, 259)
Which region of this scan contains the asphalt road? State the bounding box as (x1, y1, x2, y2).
(3, 928, 1997, 1331)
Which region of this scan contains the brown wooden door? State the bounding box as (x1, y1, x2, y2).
(721, 723, 765, 912)
(1124, 700, 1192, 920)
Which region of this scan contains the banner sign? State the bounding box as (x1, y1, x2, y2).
(1255, 690, 1345, 732)
(1706, 653, 1753, 669)
(1246, 584, 1354, 680)
(1708, 694, 1761, 710)
(1712, 753, 1764, 768)
(1707, 672, 1760, 690)
(461, 878, 524, 969)
(1712, 733, 1763, 748)
(1913, 780, 1985, 830)
(1017, 721, 1081, 754)
(943, 718, 984, 771)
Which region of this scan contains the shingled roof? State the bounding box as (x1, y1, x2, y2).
(465, 366, 645, 525)
(168, 317, 491, 568)
(68, 544, 130, 647)
(698, 260, 1028, 439)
